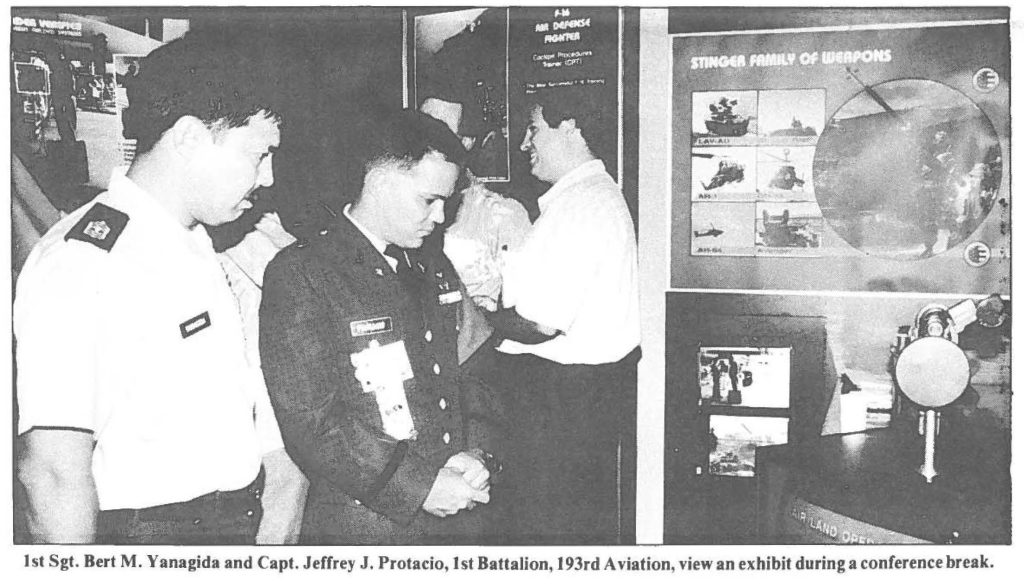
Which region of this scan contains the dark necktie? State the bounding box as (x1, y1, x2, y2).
(384, 244, 426, 328)
(384, 244, 413, 279)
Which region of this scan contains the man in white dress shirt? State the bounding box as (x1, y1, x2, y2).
(488, 88, 641, 544)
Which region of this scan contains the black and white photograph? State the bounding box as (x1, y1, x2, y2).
(414, 8, 511, 182)
(814, 78, 1003, 260)
(5, 5, 1017, 584)
(756, 89, 824, 144)
(690, 201, 756, 257)
(698, 347, 791, 408)
(754, 201, 824, 254)
(707, 415, 789, 477)
(691, 147, 758, 200)
(756, 146, 815, 201)
(691, 90, 759, 145)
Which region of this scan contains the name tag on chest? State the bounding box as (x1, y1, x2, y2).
(179, 311, 212, 339)
(350, 317, 393, 337)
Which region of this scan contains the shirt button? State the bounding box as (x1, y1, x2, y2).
(318, 228, 329, 236)
(439, 398, 448, 410)
(192, 518, 202, 526)
(432, 363, 441, 375)
(424, 330, 433, 342)
(442, 432, 451, 444)
(354, 499, 362, 506)
(245, 509, 254, 517)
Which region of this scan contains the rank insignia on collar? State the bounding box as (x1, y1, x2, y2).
(66, 203, 129, 252)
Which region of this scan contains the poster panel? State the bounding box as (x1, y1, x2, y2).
(411, 7, 622, 201)
(508, 7, 621, 199)
(671, 21, 1010, 293)
(113, 54, 145, 169)
(413, 9, 510, 182)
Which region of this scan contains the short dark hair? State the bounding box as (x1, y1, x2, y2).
(122, 31, 283, 154)
(357, 107, 468, 175)
(530, 86, 610, 161)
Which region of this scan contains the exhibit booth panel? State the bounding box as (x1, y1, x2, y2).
(643, 7, 1011, 545)
(666, 8, 1010, 296)
(662, 290, 1010, 544)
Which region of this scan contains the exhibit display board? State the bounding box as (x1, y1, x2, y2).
(411, 7, 622, 201)
(671, 21, 1009, 294)
(509, 6, 621, 176)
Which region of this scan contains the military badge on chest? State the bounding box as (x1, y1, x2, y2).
(435, 270, 462, 306)
(350, 339, 417, 441)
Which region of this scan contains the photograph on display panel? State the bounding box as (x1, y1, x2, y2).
(814, 77, 1002, 260)
(414, 8, 511, 182)
(689, 88, 826, 258)
(690, 201, 756, 256)
(698, 347, 791, 408)
(707, 415, 789, 478)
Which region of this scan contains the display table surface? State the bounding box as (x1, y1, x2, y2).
(756, 420, 1010, 544)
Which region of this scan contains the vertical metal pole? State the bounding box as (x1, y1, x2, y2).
(919, 409, 938, 483)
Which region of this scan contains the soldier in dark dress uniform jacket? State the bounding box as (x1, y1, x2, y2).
(259, 109, 504, 544)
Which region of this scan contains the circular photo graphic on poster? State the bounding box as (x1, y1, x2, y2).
(813, 78, 1002, 260)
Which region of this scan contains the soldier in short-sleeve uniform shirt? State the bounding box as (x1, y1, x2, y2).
(14, 32, 305, 545)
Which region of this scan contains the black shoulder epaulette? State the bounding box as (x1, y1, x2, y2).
(65, 203, 129, 252)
